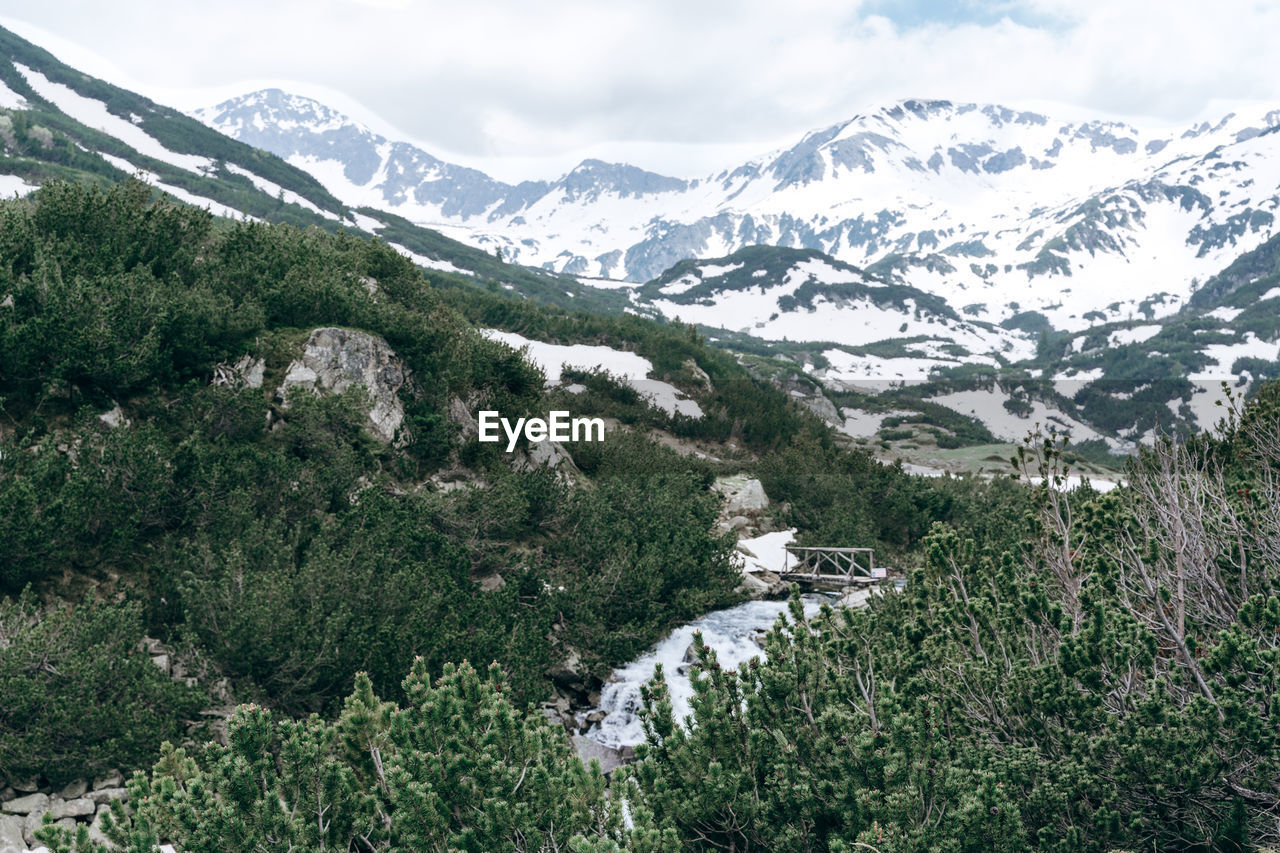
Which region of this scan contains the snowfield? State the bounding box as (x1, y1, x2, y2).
(17, 64, 216, 176)
(480, 329, 703, 418)
(927, 387, 1113, 446)
(0, 173, 38, 198)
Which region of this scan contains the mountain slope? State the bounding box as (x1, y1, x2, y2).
(0, 27, 349, 224)
(0, 25, 635, 317)
(626, 245, 1033, 378)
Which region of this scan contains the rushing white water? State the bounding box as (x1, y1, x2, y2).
(583, 593, 863, 749)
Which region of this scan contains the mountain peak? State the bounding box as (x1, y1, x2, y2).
(197, 88, 358, 135)
(555, 159, 688, 200)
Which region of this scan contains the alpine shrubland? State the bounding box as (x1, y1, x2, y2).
(8, 179, 1277, 851)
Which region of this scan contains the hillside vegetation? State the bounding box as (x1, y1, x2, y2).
(0, 180, 1008, 789)
(38, 387, 1280, 852)
(13, 179, 1278, 851)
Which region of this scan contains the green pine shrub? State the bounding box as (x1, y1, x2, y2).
(39, 661, 679, 853)
(0, 592, 206, 787)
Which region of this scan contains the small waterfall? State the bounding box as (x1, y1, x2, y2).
(581, 594, 855, 749)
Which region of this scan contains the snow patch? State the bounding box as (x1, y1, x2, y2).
(0, 77, 27, 109)
(223, 163, 339, 220)
(838, 408, 912, 439)
(386, 242, 467, 275)
(481, 329, 702, 418)
(697, 261, 744, 278)
(16, 64, 215, 176)
(0, 173, 38, 198)
(736, 528, 796, 575)
(928, 387, 1111, 445)
(660, 273, 702, 296)
(347, 211, 385, 232)
(1109, 324, 1162, 346)
(1189, 333, 1280, 379)
(629, 378, 704, 418)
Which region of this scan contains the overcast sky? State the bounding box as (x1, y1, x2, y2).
(4, 1, 1279, 180)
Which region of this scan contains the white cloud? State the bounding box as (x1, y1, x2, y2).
(3, 1, 1277, 179)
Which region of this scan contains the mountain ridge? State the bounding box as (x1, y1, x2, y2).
(198, 88, 1280, 335)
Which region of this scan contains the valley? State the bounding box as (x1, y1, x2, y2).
(3, 17, 1280, 850)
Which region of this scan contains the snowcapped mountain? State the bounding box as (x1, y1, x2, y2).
(194, 89, 526, 219)
(199, 91, 1280, 337)
(195, 89, 689, 238)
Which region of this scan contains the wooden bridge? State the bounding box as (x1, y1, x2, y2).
(780, 546, 889, 587)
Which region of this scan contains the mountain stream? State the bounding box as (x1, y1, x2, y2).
(580, 592, 869, 749)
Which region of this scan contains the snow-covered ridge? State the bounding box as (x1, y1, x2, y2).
(631, 249, 1036, 375)
(200, 89, 1280, 340)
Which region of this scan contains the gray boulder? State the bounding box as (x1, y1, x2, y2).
(88, 805, 117, 849)
(798, 393, 842, 426)
(0, 814, 26, 853)
(276, 328, 409, 443)
(86, 788, 127, 806)
(570, 736, 633, 775)
(92, 771, 123, 792)
(517, 438, 576, 473)
(446, 396, 479, 439)
(57, 781, 87, 800)
(2, 793, 47, 815)
(712, 476, 770, 514)
(684, 358, 713, 393)
(48, 798, 94, 820)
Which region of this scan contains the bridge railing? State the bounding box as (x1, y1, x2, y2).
(780, 546, 887, 585)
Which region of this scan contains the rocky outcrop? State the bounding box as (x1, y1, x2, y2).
(446, 396, 479, 440)
(712, 476, 785, 556)
(514, 438, 578, 477)
(684, 358, 713, 393)
(275, 328, 409, 443)
(797, 392, 843, 426)
(712, 476, 770, 515)
(96, 403, 129, 430)
(736, 568, 785, 597)
(0, 772, 128, 851)
(211, 354, 265, 389)
(545, 648, 596, 702)
(570, 736, 633, 776)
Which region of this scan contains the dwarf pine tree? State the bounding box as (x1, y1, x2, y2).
(39, 660, 673, 853)
(629, 415, 1280, 851)
(629, 594, 1026, 853)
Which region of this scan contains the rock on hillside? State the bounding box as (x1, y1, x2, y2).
(276, 327, 410, 442)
